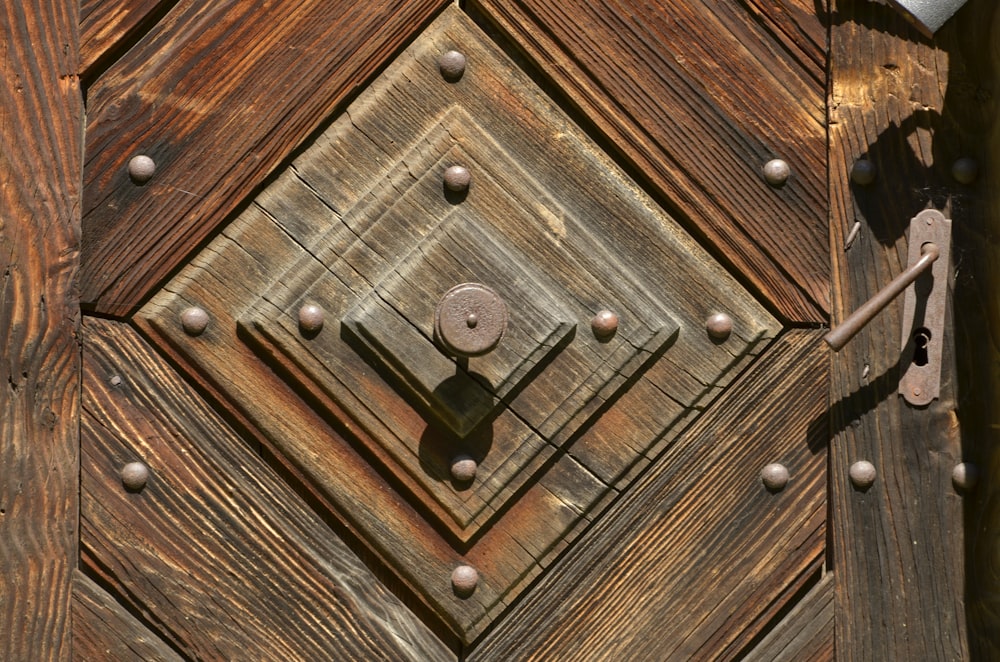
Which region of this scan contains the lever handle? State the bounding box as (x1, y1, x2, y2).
(824, 242, 940, 351)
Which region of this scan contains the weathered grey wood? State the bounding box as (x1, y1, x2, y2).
(0, 2, 82, 660)
(828, 1, 975, 658)
(471, 331, 828, 660)
(80, 317, 453, 661)
(73, 571, 183, 662)
(81, 0, 449, 317)
(744, 573, 834, 662)
(468, 0, 829, 322)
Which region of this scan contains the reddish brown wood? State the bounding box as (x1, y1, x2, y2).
(0, 2, 82, 660)
(81, 0, 449, 317)
(472, 331, 828, 660)
(744, 573, 834, 662)
(80, 0, 175, 78)
(80, 318, 453, 660)
(468, 0, 829, 322)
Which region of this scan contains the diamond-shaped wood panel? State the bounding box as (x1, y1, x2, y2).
(137, 6, 779, 643)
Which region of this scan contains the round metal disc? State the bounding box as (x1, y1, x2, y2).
(434, 283, 507, 357)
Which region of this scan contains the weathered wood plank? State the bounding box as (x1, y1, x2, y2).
(81, 0, 449, 317)
(0, 2, 82, 660)
(80, 0, 175, 79)
(743, 572, 834, 662)
(468, 0, 829, 322)
(828, 1, 977, 658)
(471, 330, 828, 660)
(80, 318, 453, 661)
(73, 571, 183, 662)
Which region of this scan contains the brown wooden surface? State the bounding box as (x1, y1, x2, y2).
(0, 2, 82, 660)
(80, 317, 452, 661)
(744, 573, 834, 662)
(73, 571, 183, 662)
(81, 0, 449, 317)
(80, 0, 175, 78)
(468, 0, 829, 323)
(471, 330, 828, 660)
(828, 1, 983, 658)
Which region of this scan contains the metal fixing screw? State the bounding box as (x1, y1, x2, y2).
(180, 306, 210, 336)
(439, 50, 467, 82)
(951, 462, 979, 492)
(451, 564, 479, 598)
(443, 165, 471, 193)
(706, 313, 733, 341)
(591, 309, 619, 340)
(450, 454, 478, 483)
(952, 157, 978, 185)
(298, 303, 325, 335)
(762, 159, 790, 187)
(121, 462, 150, 492)
(434, 283, 507, 357)
(851, 159, 877, 186)
(849, 460, 877, 490)
(128, 155, 156, 184)
(760, 463, 790, 492)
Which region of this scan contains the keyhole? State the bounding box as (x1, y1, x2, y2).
(912, 327, 931, 366)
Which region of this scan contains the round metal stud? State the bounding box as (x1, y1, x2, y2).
(851, 159, 877, 186)
(849, 460, 877, 490)
(706, 313, 733, 341)
(298, 303, 325, 335)
(451, 564, 479, 598)
(180, 306, 210, 336)
(763, 159, 790, 187)
(439, 50, 467, 82)
(443, 165, 471, 192)
(434, 283, 507, 357)
(761, 463, 790, 492)
(450, 455, 478, 483)
(591, 309, 619, 340)
(121, 462, 150, 492)
(128, 155, 156, 184)
(952, 462, 979, 492)
(952, 157, 978, 185)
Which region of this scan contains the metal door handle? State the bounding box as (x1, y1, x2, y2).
(824, 242, 940, 351)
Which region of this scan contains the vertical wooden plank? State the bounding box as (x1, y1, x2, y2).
(828, 1, 985, 658)
(0, 1, 81, 660)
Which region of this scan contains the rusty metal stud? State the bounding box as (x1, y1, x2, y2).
(763, 159, 790, 187)
(298, 303, 325, 335)
(851, 159, 877, 186)
(849, 460, 877, 490)
(443, 165, 471, 192)
(590, 309, 619, 340)
(706, 313, 733, 341)
(434, 283, 507, 357)
(760, 463, 789, 492)
(451, 564, 479, 598)
(121, 462, 150, 492)
(450, 454, 477, 483)
(180, 306, 210, 336)
(952, 157, 978, 185)
(952, 462, 979, 492)
(439, 50, 467, 82)
(128, 155, 156, 184)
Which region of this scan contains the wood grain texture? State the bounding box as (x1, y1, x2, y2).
(468, 0, 829, 322)
(828, 1, 982, 658)
(81, 0, 448, 317)
(80, 318, 453, 661)
(0, 2, 82, 660)
(73, 571, 183, 662)
(80, 0, 175, 78)
(471, 330, 828, 661)
(743, 573, 834, 662)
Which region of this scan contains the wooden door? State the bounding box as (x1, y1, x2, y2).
(4, 0, 990, 660)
